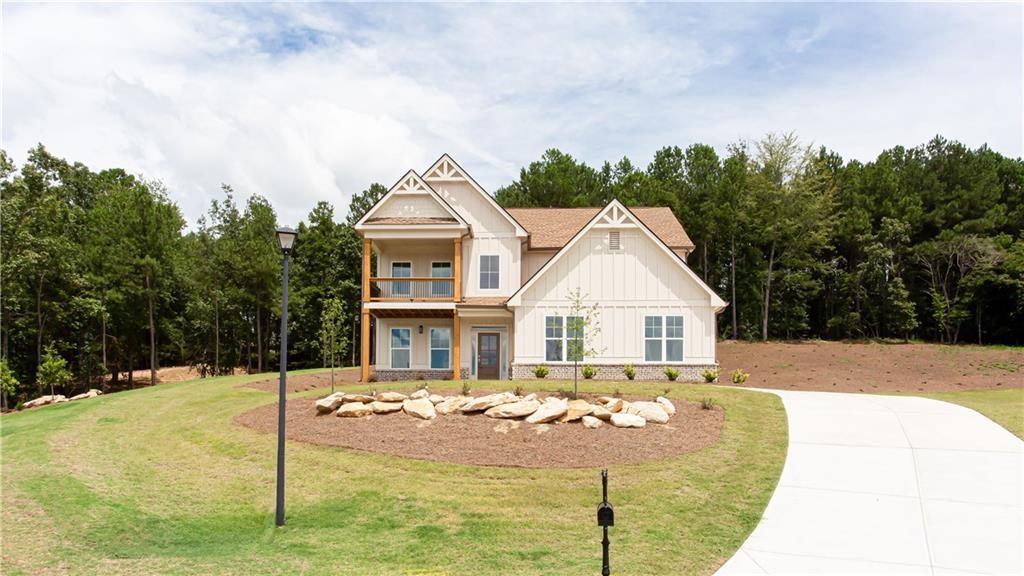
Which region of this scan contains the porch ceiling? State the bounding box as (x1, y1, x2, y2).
(369, 308, 454, 319)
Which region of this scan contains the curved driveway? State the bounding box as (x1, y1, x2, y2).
(718, 390, 1023, 575)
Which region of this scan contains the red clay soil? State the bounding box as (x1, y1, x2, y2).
(242, 369, 360, 394)
(718, 340, 1024, 393)
(234, 392, 723, 469)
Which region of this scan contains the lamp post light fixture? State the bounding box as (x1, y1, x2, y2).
(274, 226, 297, 527)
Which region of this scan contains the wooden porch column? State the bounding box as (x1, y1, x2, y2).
(452, 309, 461, 380)
(360, 309, 371, 382)
(361, 238, 372, 302)
(453, 237, 462, 302)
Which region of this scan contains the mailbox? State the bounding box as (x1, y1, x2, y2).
(597, 469, 614, 526)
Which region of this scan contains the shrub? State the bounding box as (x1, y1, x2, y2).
(533, 364, 549, 379)
(513, 384, 525, 396)
(662, 387, 671, 396)
(622, 364, 636, 380)
(417, 381, 429, 390)
(700, 397, 719, 410)
(664, 367, 680, 381)
(613, 388, 621, 397)
(730, 369, 750, 384)
(581, 365, 596, 379)
(701, 368, 720, 383)
(460, 381, 471, 396)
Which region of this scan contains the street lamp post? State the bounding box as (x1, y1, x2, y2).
(275, 226, 297, 527)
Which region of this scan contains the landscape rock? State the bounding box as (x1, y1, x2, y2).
(485, 399, 541, 419)
(558, 399, 593, 422)
(459, 392, 516, 413)
(375, 391, 407, 403)
(428, 394, 446, 405)
(521, 393, 537, 402)
(626, 401, 670, 424)
(610, 413, 646, 428)
(582, 415, 603, 429)
(336, 402, 372, 417)
(597, 396, 616, 404)
(655, 396, 676, 416)
(24, 394, 68, 409)
(370, 401, 404, 414)
(315, 392, 346, 414)
(590, 404, 613, 420)
(526, 398, 568, 424)
(69, 389, 102, 401)
(342, 393, 375, 403)
(409, 389, 430, 400)
(435, 396, 467, 415)
(403, 397, 437, 420)
(604, 398, 624, 413)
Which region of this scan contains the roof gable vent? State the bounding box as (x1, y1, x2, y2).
(609, 230, 621, 250)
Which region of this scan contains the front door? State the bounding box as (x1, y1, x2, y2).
(477, 333, 500, 380)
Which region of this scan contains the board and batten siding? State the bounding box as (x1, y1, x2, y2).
(373, 194, 451, 219)
(513, 228, 717, 365)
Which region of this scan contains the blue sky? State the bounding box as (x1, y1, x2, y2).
(3, 2, 1020, 226)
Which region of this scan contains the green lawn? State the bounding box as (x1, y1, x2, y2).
(918, 388, 1024, 439)
(1, 370, 786, 576)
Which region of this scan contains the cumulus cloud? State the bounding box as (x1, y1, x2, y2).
(2, 3, 1019, 226)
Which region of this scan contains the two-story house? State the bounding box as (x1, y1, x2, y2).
(354, 154, 727, 382)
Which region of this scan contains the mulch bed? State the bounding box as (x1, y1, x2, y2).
(233, 391, 724, 469)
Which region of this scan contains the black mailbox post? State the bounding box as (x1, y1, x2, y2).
(597, 469, 614, 575)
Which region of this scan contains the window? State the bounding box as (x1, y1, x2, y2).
(545, 316, 563, 361)
(429, 328, 450, 369)
(391, 262, 411, 296)
(431, 262, 452, 297)
(390, 328, 411, 369)
(544, 315, 584, 362)
(644, 315, 684, 362)
(479, 255, 499, 290)
(609, 230, 621, 250)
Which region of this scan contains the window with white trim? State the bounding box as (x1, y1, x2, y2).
(479, 255, 499, 290)
(391, 328, 411, 369)
(545, 316, 563, 362)
(544, 315, 584, 362)
(429, 327, 450, 369)
(391, 262, 411, 296)
(431, 262, 452, 297)
(644, 315, 684, 362)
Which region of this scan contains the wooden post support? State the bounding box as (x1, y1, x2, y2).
(453, 237, 462, 302)
(360, 309, 371, 383)
(452, 309, 461, 381)
(362, 238, 372, 302)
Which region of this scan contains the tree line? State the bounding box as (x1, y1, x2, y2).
(1, 134, 1021, 406)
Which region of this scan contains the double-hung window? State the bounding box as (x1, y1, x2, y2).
(429, 327, 450, 369)
(644, 315, 684, 362)
(431, 262, 452, 297)
(479, 255, 499, 290)
(391, 262, 411, 297)
(544, 315, 584, 362)
(391, 328, 411, 369)
(566, 316, 584, 361)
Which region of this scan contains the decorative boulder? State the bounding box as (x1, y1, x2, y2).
(610, 413, 646, 428)
(485, 399, 541, 419)
(315, 392, 346, 414)
(375, 391, 407, 403)
(626, 401, 670, 424)
(370, 401, 403, 414)
(559, 399, 593, 422)
(435, 396, 467, 415)
(597, 396, 616, 404)
(604, 398, 624, 413)
(526, 398, 568, 424)
(521, 393, 538, 402)
(655, 396, 676, 416)
(336, 402, 372, 418)
(403, 397, 436, 420)
(582, 415, 603, 429)
(428, 394, 446, 405)
(591, 404, 613, 421)
(342, 393, 375, 403)
(409, 389, 430, 400)
(459, 392, 516, 413)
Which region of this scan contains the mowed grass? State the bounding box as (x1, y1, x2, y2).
(918, 388, 1024, 439)
(1, 370, 786, 576)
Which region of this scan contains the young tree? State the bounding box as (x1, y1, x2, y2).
(37, 345, 71, 397)
(0, 358, 18, 410)
(319, 297, 348, 394)
(566, 289, 602, 399)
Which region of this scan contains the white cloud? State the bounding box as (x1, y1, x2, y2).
(2, 3, 1019, 227)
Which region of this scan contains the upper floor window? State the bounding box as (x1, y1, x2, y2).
(480, 255, 499, 290)
(644, 315, 684, 362)
(392, 262, 411, 296)
(431, 262, 452, 297)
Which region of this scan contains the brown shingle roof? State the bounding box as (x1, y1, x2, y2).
(364, 216, 459, 225)
(506, 207, 694, 250)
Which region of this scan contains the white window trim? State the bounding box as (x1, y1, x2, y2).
(543, 315, 585, 364)
(641, 315, 685, 363)
(429, 327, 451, 370)
(390, 326, 412, 369)
(391, 261, 412, 297)
(430, 260, 453, 297)
(479, 254, 500, 291)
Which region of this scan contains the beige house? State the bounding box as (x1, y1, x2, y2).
(354, 154, 727, 382)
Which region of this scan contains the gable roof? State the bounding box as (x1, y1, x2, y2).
(507, 199, 727, 310)
(507, 207, 694, 250)
(423, 154, 528, 237)
(354, 169, 468, 230)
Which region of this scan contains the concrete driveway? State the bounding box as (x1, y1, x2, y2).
(717, 390, 1023, 575)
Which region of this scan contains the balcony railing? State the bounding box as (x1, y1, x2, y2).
(369, 277, 454, 301)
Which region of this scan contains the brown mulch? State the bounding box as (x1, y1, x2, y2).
(233, 392, 724, 469)
(241, 370, 360, 394)
(719, 340, 1024, 393)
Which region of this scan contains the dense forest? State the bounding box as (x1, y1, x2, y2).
(1, 134, 1021, 405)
